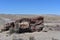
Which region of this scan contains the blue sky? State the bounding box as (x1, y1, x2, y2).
(0, 0, 60, 15)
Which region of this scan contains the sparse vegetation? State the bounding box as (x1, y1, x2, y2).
(29, 36, 35, 40)
(13, 38, 23, 40)
(52, 38, 59, 40)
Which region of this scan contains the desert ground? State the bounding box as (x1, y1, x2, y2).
(0, 14, 60, 40)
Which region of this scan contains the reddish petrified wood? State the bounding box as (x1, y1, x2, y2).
(0, 16, 44, 33)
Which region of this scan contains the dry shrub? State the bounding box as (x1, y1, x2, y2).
(29, 36, 35, 40)
(52, 38, 59, 40)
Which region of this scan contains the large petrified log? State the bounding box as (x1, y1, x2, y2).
(0, 16, 44, 33)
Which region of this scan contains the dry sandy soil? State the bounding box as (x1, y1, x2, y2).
(0, 31, 60, 40)
(0, 14, 60, 40)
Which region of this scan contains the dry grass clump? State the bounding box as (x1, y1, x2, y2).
(52, 38, 59, 40)
(29, 36, 35, 40)
(13, 38, 23, 40)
